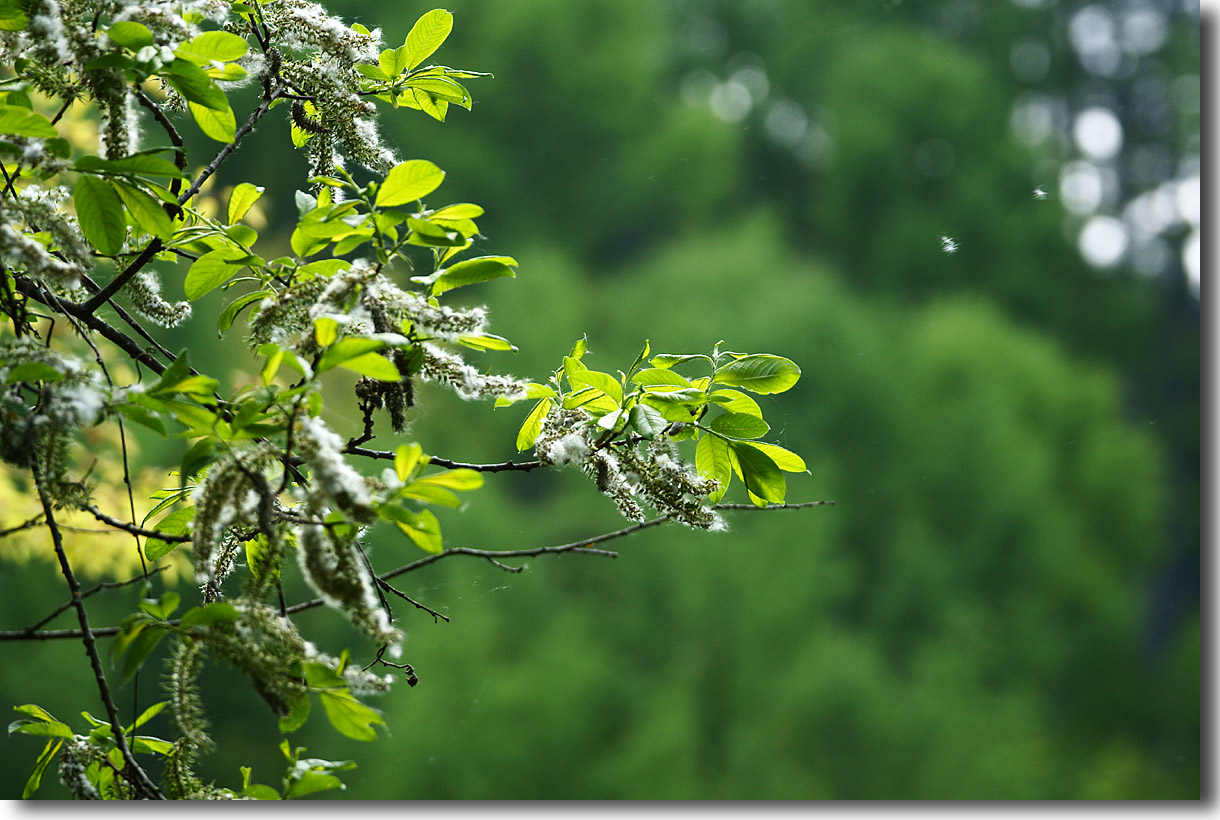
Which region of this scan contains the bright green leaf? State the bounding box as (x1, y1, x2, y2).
(338, 352, 401, 381)
(112, 180, 174, 239)
(0, 105, 56, 138)
(106, 21, 154, 49)
(318, 690, 386, 741)
(402, 9, 453, 71)
(714, 354, 801, 395)
(73, 175, 127, 256)
(730, 441, 785, 505)
(708, 412, 770, 440)
(374, 159, 444, 207)
(516, 398, 552, 451)
(176, 30, 248, 64)
(188, 100, 237, 143)
(227, 182, 264, 224)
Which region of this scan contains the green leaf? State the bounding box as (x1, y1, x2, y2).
(184, 249, 243, 300)
(176, 31, 248, 64)
(458, 333, 516, 352)
(729, 441, 785, 505)
(188, 100, 237, 143)
(381, 506, 444, 554)
(338, 352, 401, 381)
(126, 701, 169, 733)
(176, 601, 239, 630)
(144, 506, 195, 560)
(106, 21, 154, 49)
(516, 398, 552, 452)
(240, 783, 282, 800)
(22, 739, 63, 799)
(73, 175, 126, 256)
(709, 389, 762, 418)
(130, 736, 175, 755)
(114, 403, 167, 436)
(696, 434, 733, 503)
(112, 180, 173, 239)
(398, 483, 461, 508)
(8, 720, 74, 738)
(402, 9, 453, 71)
(708, 412, 770, 440)
(650, 353, 711, 370)
(414, 468, 483, 491)
(75, 153, 186, 179)
(0, 0, 28, 31)
(742, 441, 806, 473)
(227, 182, 264, 224)
(568, 368, 622, 404)
(217, 290, 271, 336)
(318, 690, 386, 742)
(163, 58, 229, 111)
(5, 362, 63, 383)
(632, 368, 693, 389)
(0, 105, 55, 138)
(278, 695, 310, 734)
(374, 159, 444, 207)
(409, 88, 448, 121)
(13, 705, 59, 724)
(285, 771, 345, 798)
(118, 624, 168, 681)
(713, 354, 801, 395)
(394, 443, 423, 481)
(628, 403, 668, 440)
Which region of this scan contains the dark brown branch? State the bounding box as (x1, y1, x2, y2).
(342, 443, 544, 473)
(83, 504, 191, 543)
(13, 276, 167, 374)
(374, 577, 449, 623)
(175, 86, 284, 207)
(0, 514, 45, 538)
(2, 502, 836, 639)
(32, 466, 165, 800)
(80, 239, 164, 315)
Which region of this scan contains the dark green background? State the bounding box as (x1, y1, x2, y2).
(2, 0, 1200, 799)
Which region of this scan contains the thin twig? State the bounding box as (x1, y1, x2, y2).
(83, 504, 191, 543)
(374, 577, 449, 623)
(22, 567, 168, 634)
(32, 465, 165, 800)
(0, 502, 836, 639)
(0, 515, 45, 538)
(343, 444, 544, 473)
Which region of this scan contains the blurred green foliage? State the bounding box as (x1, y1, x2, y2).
(2, 0, 1198, 800)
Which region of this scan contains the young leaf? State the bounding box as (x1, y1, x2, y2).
(696, 434, 733, 503)
(338, 352, 401, 382)
(714, 354, 801, 395)
(217, 290, 272, 336)
(374, 159, 445, 207)
(318, 689, 385, 742)
(106, 21, 154, 49)
(0, 105, 56, 138)
(73, 176, 127, 255)
(21, 739, 63, 799)
(175, 30, 248, 64)
(163, 58, 229, 111)
(112, 180, 173, 239)
(278, 695, 311, 734)
(188, 101, 237, 143)
(402, 9, 453, 71)
(729, 441, 785, 505)
(184, 249, 243, 300)
(708, 412, 770, 440)
(628, 403, 668, 440)
(0, 0, 28, 31)
(394, 443, 424, 481)
(516, 398, 552, 452)
(144, 506, 195, 560)
(741, 441, 807, 473)
(227, 182, 264, 224)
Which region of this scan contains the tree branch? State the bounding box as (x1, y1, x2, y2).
(0, 502, 836, 639)
(32, 466, 165, 800)
(343, 443, 544, 473)
(13, 276, 167, 374)
(83, 504, 191, 543)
